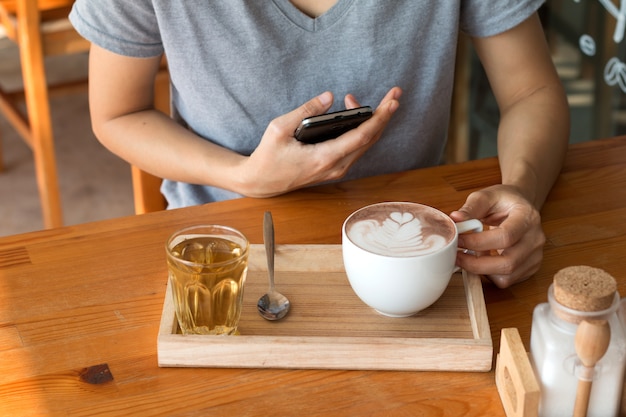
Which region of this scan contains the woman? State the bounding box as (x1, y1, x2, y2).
(70, 1, 570, 287)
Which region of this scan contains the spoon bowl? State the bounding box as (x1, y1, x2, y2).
(257, 211, 291, 320)
(257, 291, 290, 321)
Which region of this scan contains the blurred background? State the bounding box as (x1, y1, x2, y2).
(1, 1, 625, 237)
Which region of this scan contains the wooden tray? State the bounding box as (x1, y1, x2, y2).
(157, 245, 493, 371)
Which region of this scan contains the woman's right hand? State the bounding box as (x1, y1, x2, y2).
(88, 44, 400, 197)
(238, 87, 402, 198)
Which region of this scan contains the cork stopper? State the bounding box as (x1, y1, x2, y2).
(553, 266, 617, 312)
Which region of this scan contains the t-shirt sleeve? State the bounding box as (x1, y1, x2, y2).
(69, 0, 164, 57)
(460, 0, 545, 38)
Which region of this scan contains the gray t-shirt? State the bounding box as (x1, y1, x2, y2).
(70, 0, 543, 208)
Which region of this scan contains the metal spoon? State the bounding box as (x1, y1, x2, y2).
(257, 211, 291, 320)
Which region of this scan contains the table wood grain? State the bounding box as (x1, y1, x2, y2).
(1, 137, 625, 416)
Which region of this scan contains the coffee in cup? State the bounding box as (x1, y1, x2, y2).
(342, 202, 482, 317)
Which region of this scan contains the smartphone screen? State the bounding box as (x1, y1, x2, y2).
(294, 106, 373, 144)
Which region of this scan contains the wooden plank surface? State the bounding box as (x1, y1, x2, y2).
(158, 245, 492, 371)
(0, 137, 625, 416)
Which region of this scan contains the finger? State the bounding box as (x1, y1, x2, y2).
(273, 92, 334, 137)
(381, 86, 403, 103)
(310, 97, 400, 180)
(344, 94, 362, 109)
(345, 86, 402, 110)
(458, 218, 523, 253)
(457, 241, 535, 277)
(449, 210, 472, 222)
(451, 190, 496, 222)
(300, 91, 334, 116)
(343, 97, 399, 148)
(456, 248, 538, 288)
(456, 223, 544, 287)
(313, 87, 402, 167)
(324, 90, 400, 144)
(459, 203, 540, 252)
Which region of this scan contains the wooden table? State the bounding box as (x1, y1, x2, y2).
(1, 137, 625, 416)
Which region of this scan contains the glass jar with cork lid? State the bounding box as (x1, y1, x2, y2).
(530, 265, 626, 417)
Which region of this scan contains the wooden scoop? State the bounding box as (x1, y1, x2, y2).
(573, 319, 611, 417)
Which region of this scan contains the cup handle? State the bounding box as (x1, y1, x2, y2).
(453, 219, 483, 273)
(456, 219, 483, 235)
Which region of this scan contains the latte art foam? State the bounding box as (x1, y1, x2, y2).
(346, 207, 455, 257)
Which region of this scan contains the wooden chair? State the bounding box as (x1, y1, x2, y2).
(131, 60, 168, 214)
(131, 163, 166, 214)
(0, 0, 89, 228)
(446, 34, 472, 164)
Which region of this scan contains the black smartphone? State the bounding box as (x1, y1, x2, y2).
(294, 106, 373, 144)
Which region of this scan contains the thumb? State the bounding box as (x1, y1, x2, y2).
(450, 191, 492, 222)
(269, 92, 334, 141)
(289, 91, 334, 127)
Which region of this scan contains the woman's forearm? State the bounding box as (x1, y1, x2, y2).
(94, 109, 247, 192)
(472, 13, 571, 209)
(496, 82, 570, 209)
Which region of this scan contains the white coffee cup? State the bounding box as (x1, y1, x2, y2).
(342, 202, 482, 317)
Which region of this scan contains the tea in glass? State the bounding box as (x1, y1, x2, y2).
(166, 225, 249, 335)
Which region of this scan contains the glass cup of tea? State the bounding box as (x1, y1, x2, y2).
(166, 225, 250, 335)
(342, 202, 482, 317)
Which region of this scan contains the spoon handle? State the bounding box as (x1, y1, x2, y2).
(264, 211, 275, 290)
(573, 319, 611, 417)
(573, 380, 593, 417)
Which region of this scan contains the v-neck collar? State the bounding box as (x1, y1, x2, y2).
(271, 0, 356, 32)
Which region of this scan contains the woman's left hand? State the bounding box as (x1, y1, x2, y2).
(450, 184, 546, 288)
